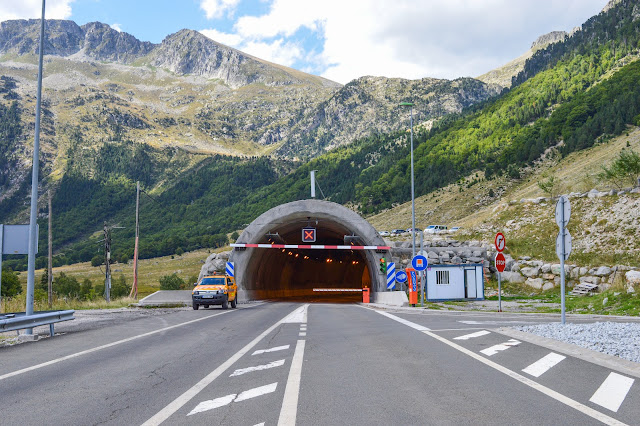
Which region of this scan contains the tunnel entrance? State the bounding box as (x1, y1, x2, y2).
(231, 200, 388, 302)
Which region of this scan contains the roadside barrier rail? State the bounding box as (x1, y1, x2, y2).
(0, 310, 75, 337)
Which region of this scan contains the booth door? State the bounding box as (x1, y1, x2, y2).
(465, 269, 477, 299)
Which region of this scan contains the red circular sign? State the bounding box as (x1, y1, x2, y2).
(494, 232, 506, 252)
(495, 252, 507, 273)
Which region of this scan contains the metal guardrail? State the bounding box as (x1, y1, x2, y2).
(0, 310, 75, 337)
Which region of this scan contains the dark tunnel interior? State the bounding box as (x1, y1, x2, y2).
(243, 219, 373, 302)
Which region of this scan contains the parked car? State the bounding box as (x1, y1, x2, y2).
(391, 229, 405, 235)
(424, 225, 448, 234)
(405, 228, 422, 233)
(449, 227, 461, 233)
(379, 231, 390, 237)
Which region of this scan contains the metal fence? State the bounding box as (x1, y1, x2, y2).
(0, 310, 75, 337)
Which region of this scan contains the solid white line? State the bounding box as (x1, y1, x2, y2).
(282, 304, 309, 323)
(235, 382, 278, 402)
(454, 330, 491, 340)
(278, 339, 306, 426)
(480, 339, 521, 356)
(187, 394, 236, 416)
(522, 353, 566, 378)
(377, 311, 430, 331)
(375, 311, 627, 426)
(589, 372, 635, 412)
(0, 309, 240, 382)
(142, 305, 305, 426)
(252, 345, 290, 356)
(230, 360, 285, 377)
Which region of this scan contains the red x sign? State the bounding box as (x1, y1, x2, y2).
(302, 228, 316, 243)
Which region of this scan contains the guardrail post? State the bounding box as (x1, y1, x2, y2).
(49, 323, 54, 337)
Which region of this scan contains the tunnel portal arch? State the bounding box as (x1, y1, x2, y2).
(230, 200, 388, 301)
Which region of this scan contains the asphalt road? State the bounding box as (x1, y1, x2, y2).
(0, 302, 638, 425)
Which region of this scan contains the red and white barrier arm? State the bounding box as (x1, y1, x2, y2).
(230, 243, 390, 250)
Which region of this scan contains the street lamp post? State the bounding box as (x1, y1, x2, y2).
(400, 102, 415, 260)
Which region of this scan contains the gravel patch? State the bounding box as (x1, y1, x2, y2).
(514, 322, 640, 363)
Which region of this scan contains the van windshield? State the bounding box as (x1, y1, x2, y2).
(426, 225, 435, 229)
(199, 277, 225, 285)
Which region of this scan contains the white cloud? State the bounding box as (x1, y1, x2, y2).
(111, 23, 122, 32)
(200, 0, 241, 20)
(0, 0, 74, 22)
(200, 28, 243, 47)
(200, 0, 608, 84)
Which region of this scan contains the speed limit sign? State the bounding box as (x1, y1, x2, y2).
(495, 233, 506, 252)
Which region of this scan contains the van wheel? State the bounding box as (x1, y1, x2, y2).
(192, 302, 199, 310)
(231, 297, 237, 309)
(203, 305, 209, 309)
(222, 298, 229, 309)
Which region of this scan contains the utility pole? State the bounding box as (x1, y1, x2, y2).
(130, 181, 140, 299)
(48, 190, 52, 308)
(104, 222, 111, 302)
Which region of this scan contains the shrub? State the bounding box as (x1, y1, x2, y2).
(80, 278, 93, 300)
(175, 247, 184, 256)
(53, 273, 81, 298)
(91, 255, 103, 267)
(159, 273, 185, 290)
(1, 268, 22, 297)
(111, 275, 131, 298)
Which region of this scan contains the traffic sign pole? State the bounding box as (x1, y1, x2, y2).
(560, 197, 566, 325)
(498, 272, 502, 313)
(494, 234, 507, 312)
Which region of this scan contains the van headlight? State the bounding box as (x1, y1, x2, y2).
(193, 291, 199, 295)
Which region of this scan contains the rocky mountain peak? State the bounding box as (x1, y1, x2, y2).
(79, 21, 154, 63)
(531, 31, 568, 50)
(0, 19, 84, 56)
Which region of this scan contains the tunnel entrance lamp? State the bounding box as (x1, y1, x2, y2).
(400, 102, 416, 261)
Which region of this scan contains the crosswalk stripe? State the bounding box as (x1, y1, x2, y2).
(454, 330, 490, 340)
(522, 353, 566, 377)
(480, 339, 521, 356)
(230, 359, 285, 377)
(252, 345, 290, 356)
(589, 372, 635, 412)
(187, 383, 278, 416)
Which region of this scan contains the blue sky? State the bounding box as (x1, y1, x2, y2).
(1, 0, 610, 84)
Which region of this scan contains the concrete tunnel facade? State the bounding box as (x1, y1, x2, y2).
(230, 199, 388, 301)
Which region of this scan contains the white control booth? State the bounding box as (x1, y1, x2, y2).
(425, 263, 484, 301)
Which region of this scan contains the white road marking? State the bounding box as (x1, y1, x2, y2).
(522, 353, 566, 378)
(377, 311, 430, 331)
(230, 360, 285, 377)
(253, 423, 265, 426)
(282, 304, 309, 323)
(459, 320, 538, 325)
(142, 304, 306, 426)
(187, 383, 278, 416)
(235, 382, 278, 402)
(454, 330, 491, 340)
(375, 311, 627, 426)
(480, 339, 521, 356)
(589, 372, 635, 412)
(188, 394, 236, 416)
(252, 345, 290, 356)
(299, 332, 306, 337)
(0, 308, 246, 382)
(459, 320, 483, 324)
(278, 339, 306, 426)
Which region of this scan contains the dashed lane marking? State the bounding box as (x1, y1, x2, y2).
(454, 330, 491, 340)
(299, 332, 306, 337)
(230, 359, 285, 377)
(589, 372, 635, 412)
(252, 345, 290, 356)
(142, 305, 305, 426)
(187, 383, 278, 416)
(522, 353, 566, 378)
(373, 310, 627, 426)
(282, 304, 309, 323)
(480, 339, 521, 356)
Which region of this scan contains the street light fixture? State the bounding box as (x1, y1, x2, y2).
(399, 102, 416, 261)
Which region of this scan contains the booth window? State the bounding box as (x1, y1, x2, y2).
(436, 270, 450, 285)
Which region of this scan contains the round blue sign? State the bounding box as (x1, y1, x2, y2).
(395, 271, 408, 283)
(411, 255, 428, 271)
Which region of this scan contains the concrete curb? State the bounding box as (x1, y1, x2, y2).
(493, 327, 640, 379)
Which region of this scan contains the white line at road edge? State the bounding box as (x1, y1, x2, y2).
(0, 306, 261, 382)
(142, 304, 309, 426)
(375, 310, 627, 426)
(278, 339, 306, 426)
